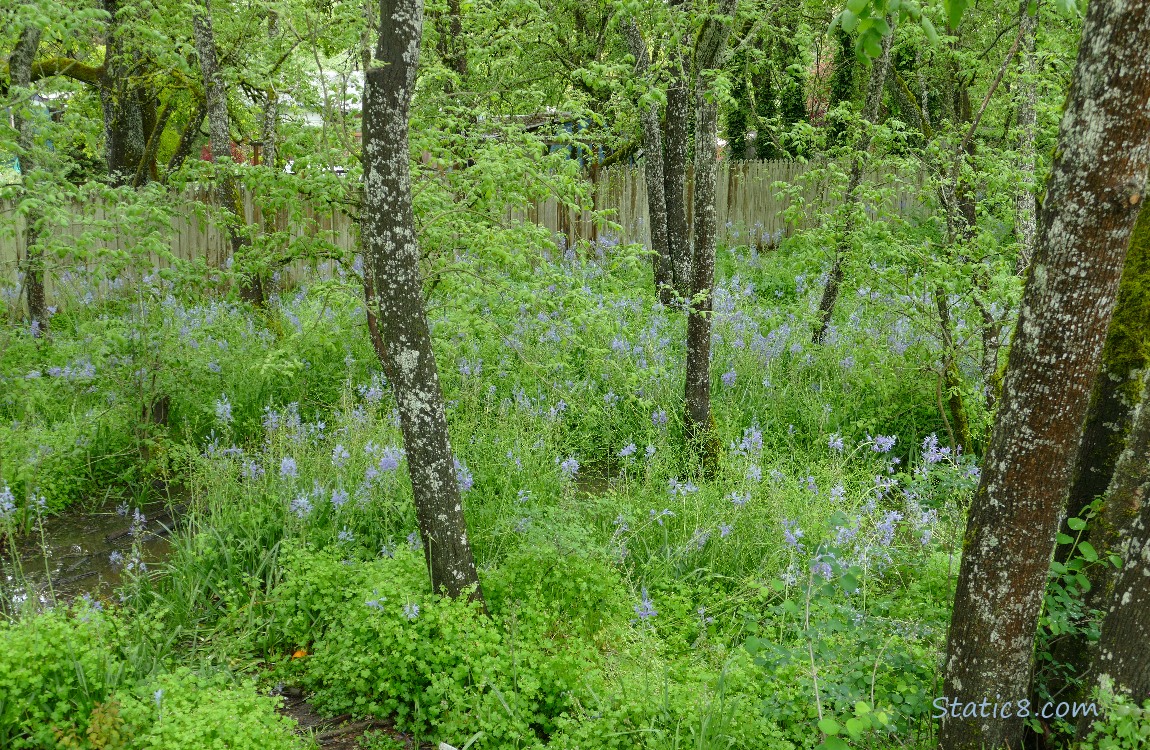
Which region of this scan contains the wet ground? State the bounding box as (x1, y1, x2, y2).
(2, 493, 184, 611)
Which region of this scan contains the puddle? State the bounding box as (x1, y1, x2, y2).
(1, 491, 186, 612)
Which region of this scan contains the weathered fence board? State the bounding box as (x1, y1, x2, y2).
(2, 160, 926, 301)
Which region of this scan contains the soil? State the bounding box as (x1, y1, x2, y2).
(278, 689, 422, 749)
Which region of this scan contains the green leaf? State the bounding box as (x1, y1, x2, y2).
(846, 0, 868, 14)
(818, 717, 843, 736)
(1056, 533, 1074, 545)
(945, 0, 969, 27)
(845, 716, 867, 738)
(841, 10, 859, 32)
(1109, 554, 1123, 568)
(862, 31, 883, 59)
(818, 737, 851, 750)
(1067, 517, 1087, 531)
(1079, 542, 1098, 562)
(920, 16, 939, 44)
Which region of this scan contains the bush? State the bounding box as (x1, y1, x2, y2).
(114, 668, 303, 750)
(0, 605, 123, 748)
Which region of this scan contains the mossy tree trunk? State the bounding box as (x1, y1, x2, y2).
(9, 19, 48, 331)
(1041, 206, 1150, 713)
(1077, 381, 1150, 738)
(938, 1, 1150, 746)
(361, 0, 483, 603)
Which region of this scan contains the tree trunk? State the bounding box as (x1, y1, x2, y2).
(683, 0, 737, 465)
(663, 45, 692, 298)
(101, 0, 148, 186)
(10, 22, 47, 330)
(622, 19, 673, 305)
(813, 27, 893, 344)
(362, 0, 483, 603)
(1041, 207, 1150, 711)
(938, 2, 1150, 746)
(133, 98, 174, 188)
(166, 101, 207, 175)
(936, 288, 974, 454)
(193, 0, 263, 302)
(1077, 383, 1150, 739)
(1015, 5, 1039, 273)
(260, 11, 281, 171)
(1060, 206, 1150, 562)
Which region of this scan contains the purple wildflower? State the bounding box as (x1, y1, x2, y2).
(557, 456, 579, 480)
(782, 520, 805, 552)
(454, 458, 474, 492)
(870, 434, 897, 453)
(280, 456, 298, 479)
(634, 588, 657, 621)
(214, 395, 233, 425)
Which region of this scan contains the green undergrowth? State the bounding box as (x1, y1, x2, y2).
(3, 237, 1003, 748)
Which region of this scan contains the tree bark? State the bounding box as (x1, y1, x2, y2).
(260, 11, 282, 171)
(813, 26, 893, 344)
(623, 19, 673, 305)
(1060, 206, 1150, 563)
(193, 0, 263, 302)
(362, 0, 483, 602)
(683, 0, 737, 464)
(1015, 5, 1039, 273)
(166, 101, 207, 176)
(101, 0, 148, 186)
(1040, 207, 1150, 711)
(938, 2, 1150, 747)
(663, 44, 692, 298)
(1077, 382, 1150, 738)
(10, 22, 47, 330)
(936, 288, 974, 455)
(133, 98, 173, 188)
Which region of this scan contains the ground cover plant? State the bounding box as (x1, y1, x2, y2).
(4, 0, 1150, 749)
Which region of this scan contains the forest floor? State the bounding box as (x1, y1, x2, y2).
(0, 239, 1008, 749)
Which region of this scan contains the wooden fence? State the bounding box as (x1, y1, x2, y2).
(1, 160, 927, 301)
(508, 159, 927, 249)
